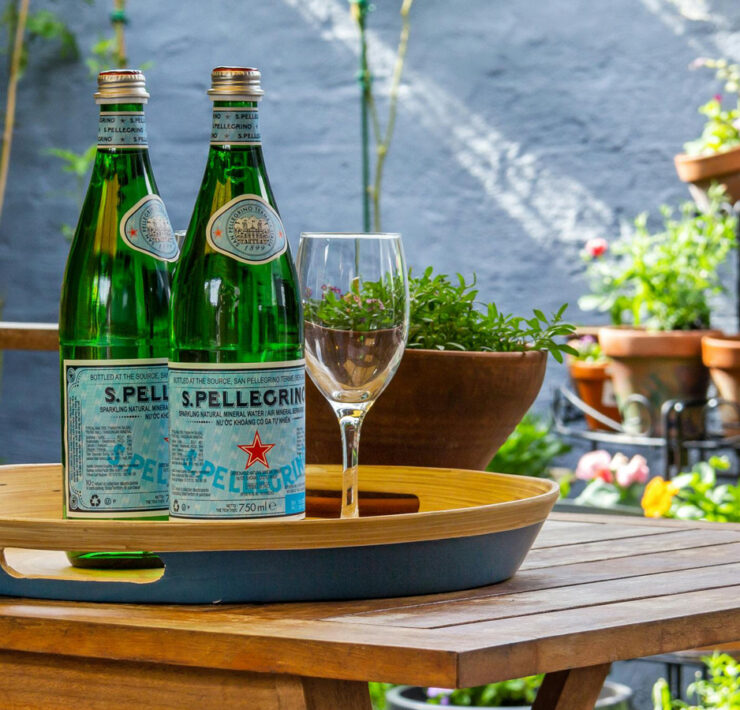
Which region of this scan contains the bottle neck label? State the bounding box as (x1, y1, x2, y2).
(211, 107, 260, 146)
(120, 195, 180, 262)
(98, 111, 148, 148)
(206, 194, 287, 264)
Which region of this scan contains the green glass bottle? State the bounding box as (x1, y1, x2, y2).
(169, 67, 305, 521)
(59, 70, 179, 568)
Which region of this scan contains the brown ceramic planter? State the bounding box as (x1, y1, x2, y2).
(306, 348, 547, 470)
(702, 334, 740, 434)
(567, 357, 619, 431)
(674, 146, 740, 209)
(598, 327, 719, 436)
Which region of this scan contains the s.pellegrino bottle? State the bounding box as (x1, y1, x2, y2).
(59, 70, 179, 568)
(169, 67, 305, 520)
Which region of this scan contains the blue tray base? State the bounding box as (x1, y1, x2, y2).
(0, 523, 543, 604)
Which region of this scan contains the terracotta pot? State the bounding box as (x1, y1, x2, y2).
(702, 334, 740, 434)
(306, 348, 547, 470)
(567, 357, 620, 431)
(674, 146, 740, 209)
(598, 327, 719, 436)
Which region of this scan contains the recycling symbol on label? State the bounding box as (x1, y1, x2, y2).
(90, 494, 101, 507)
(172, 500, 180, 513)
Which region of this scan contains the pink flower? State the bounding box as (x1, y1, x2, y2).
(615, 454, 649, 488)
(575, 450, 612, 481)
(689, 57, 708, 70)
(585, 237, 608, 258)
(714, 94, 723, 102)
(427, 688, 453, 699)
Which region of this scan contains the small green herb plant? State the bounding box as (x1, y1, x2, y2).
(424, 676, 543, 707)
(579, 186, 737, 331)
(652, 653, 740, 709)
(685, 58, 740, 157)
(568, 335, 606, 362)
(407, 269, 575, 360)
(306, 268, 577, 362)
(486, 413, 571, 480)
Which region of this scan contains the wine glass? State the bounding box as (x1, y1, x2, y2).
(297, 233, 409, 518)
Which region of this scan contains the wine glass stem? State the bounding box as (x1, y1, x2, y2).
(338, 412, 364, 519)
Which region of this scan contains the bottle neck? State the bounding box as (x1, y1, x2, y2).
(97, 102, 148, 151)
(210, 100, 261, 148)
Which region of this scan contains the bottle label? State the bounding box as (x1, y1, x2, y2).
(63, 359, 169, 518)
(168, 361, 306, 519)
(98, 111, 148, 148)
(211, 108, 260, 145)
(206, 194, 288, 265)
(120, 195, 180, 262)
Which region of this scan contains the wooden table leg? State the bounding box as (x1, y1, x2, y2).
(0, 649, 372, 710)
(531, 663, 611, 710)
(292, 677, 372, 710)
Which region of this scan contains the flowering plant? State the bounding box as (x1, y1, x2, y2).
(423, 676, 543, 706)
(642, 457, 740, 522)
(579, 186, 737, 331)
(684, 58, 740, 157)
(568, 334, 606, 363)
(573, 450, 649, 508)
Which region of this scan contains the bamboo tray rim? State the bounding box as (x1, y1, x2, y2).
(0, 463, 558, 552)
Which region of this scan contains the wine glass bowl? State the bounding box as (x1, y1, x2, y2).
(297, 233, 409, 518)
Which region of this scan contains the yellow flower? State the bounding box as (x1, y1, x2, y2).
(641, 477, 679, 518)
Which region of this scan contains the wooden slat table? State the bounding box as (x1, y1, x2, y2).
(0, 513, 737, 709)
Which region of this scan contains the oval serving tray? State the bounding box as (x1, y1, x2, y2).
(0, 463, 557, 604)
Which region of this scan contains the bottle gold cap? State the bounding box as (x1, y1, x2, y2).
(208, 66, 264, 101)
(94, 69, 149, 104)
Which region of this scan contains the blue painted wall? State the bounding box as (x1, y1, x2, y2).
(0, 0, 738, 469)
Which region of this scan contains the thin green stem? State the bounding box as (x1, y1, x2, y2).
(357, 3, 371, 235)
(113, 0, 127, 67)
(372, 0, 415, 231)
(0, 0, 30, 229)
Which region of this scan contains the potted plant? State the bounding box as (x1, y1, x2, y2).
(579, 186, 735, 435)
(306, 269, 576, 470)
(702, 333, 740, 434)
(674, 57, 740, 209)
(381, 677, 632, 710)
(567, 334, 620, 431)
(652, 652, 740, 709)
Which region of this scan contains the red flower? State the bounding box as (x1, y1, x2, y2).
(585, 237, 608, 258)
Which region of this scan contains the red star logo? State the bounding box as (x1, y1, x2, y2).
(237, 431, 275, 469)
(215, 229, 222, 237)
(129, 228, 138, 236)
